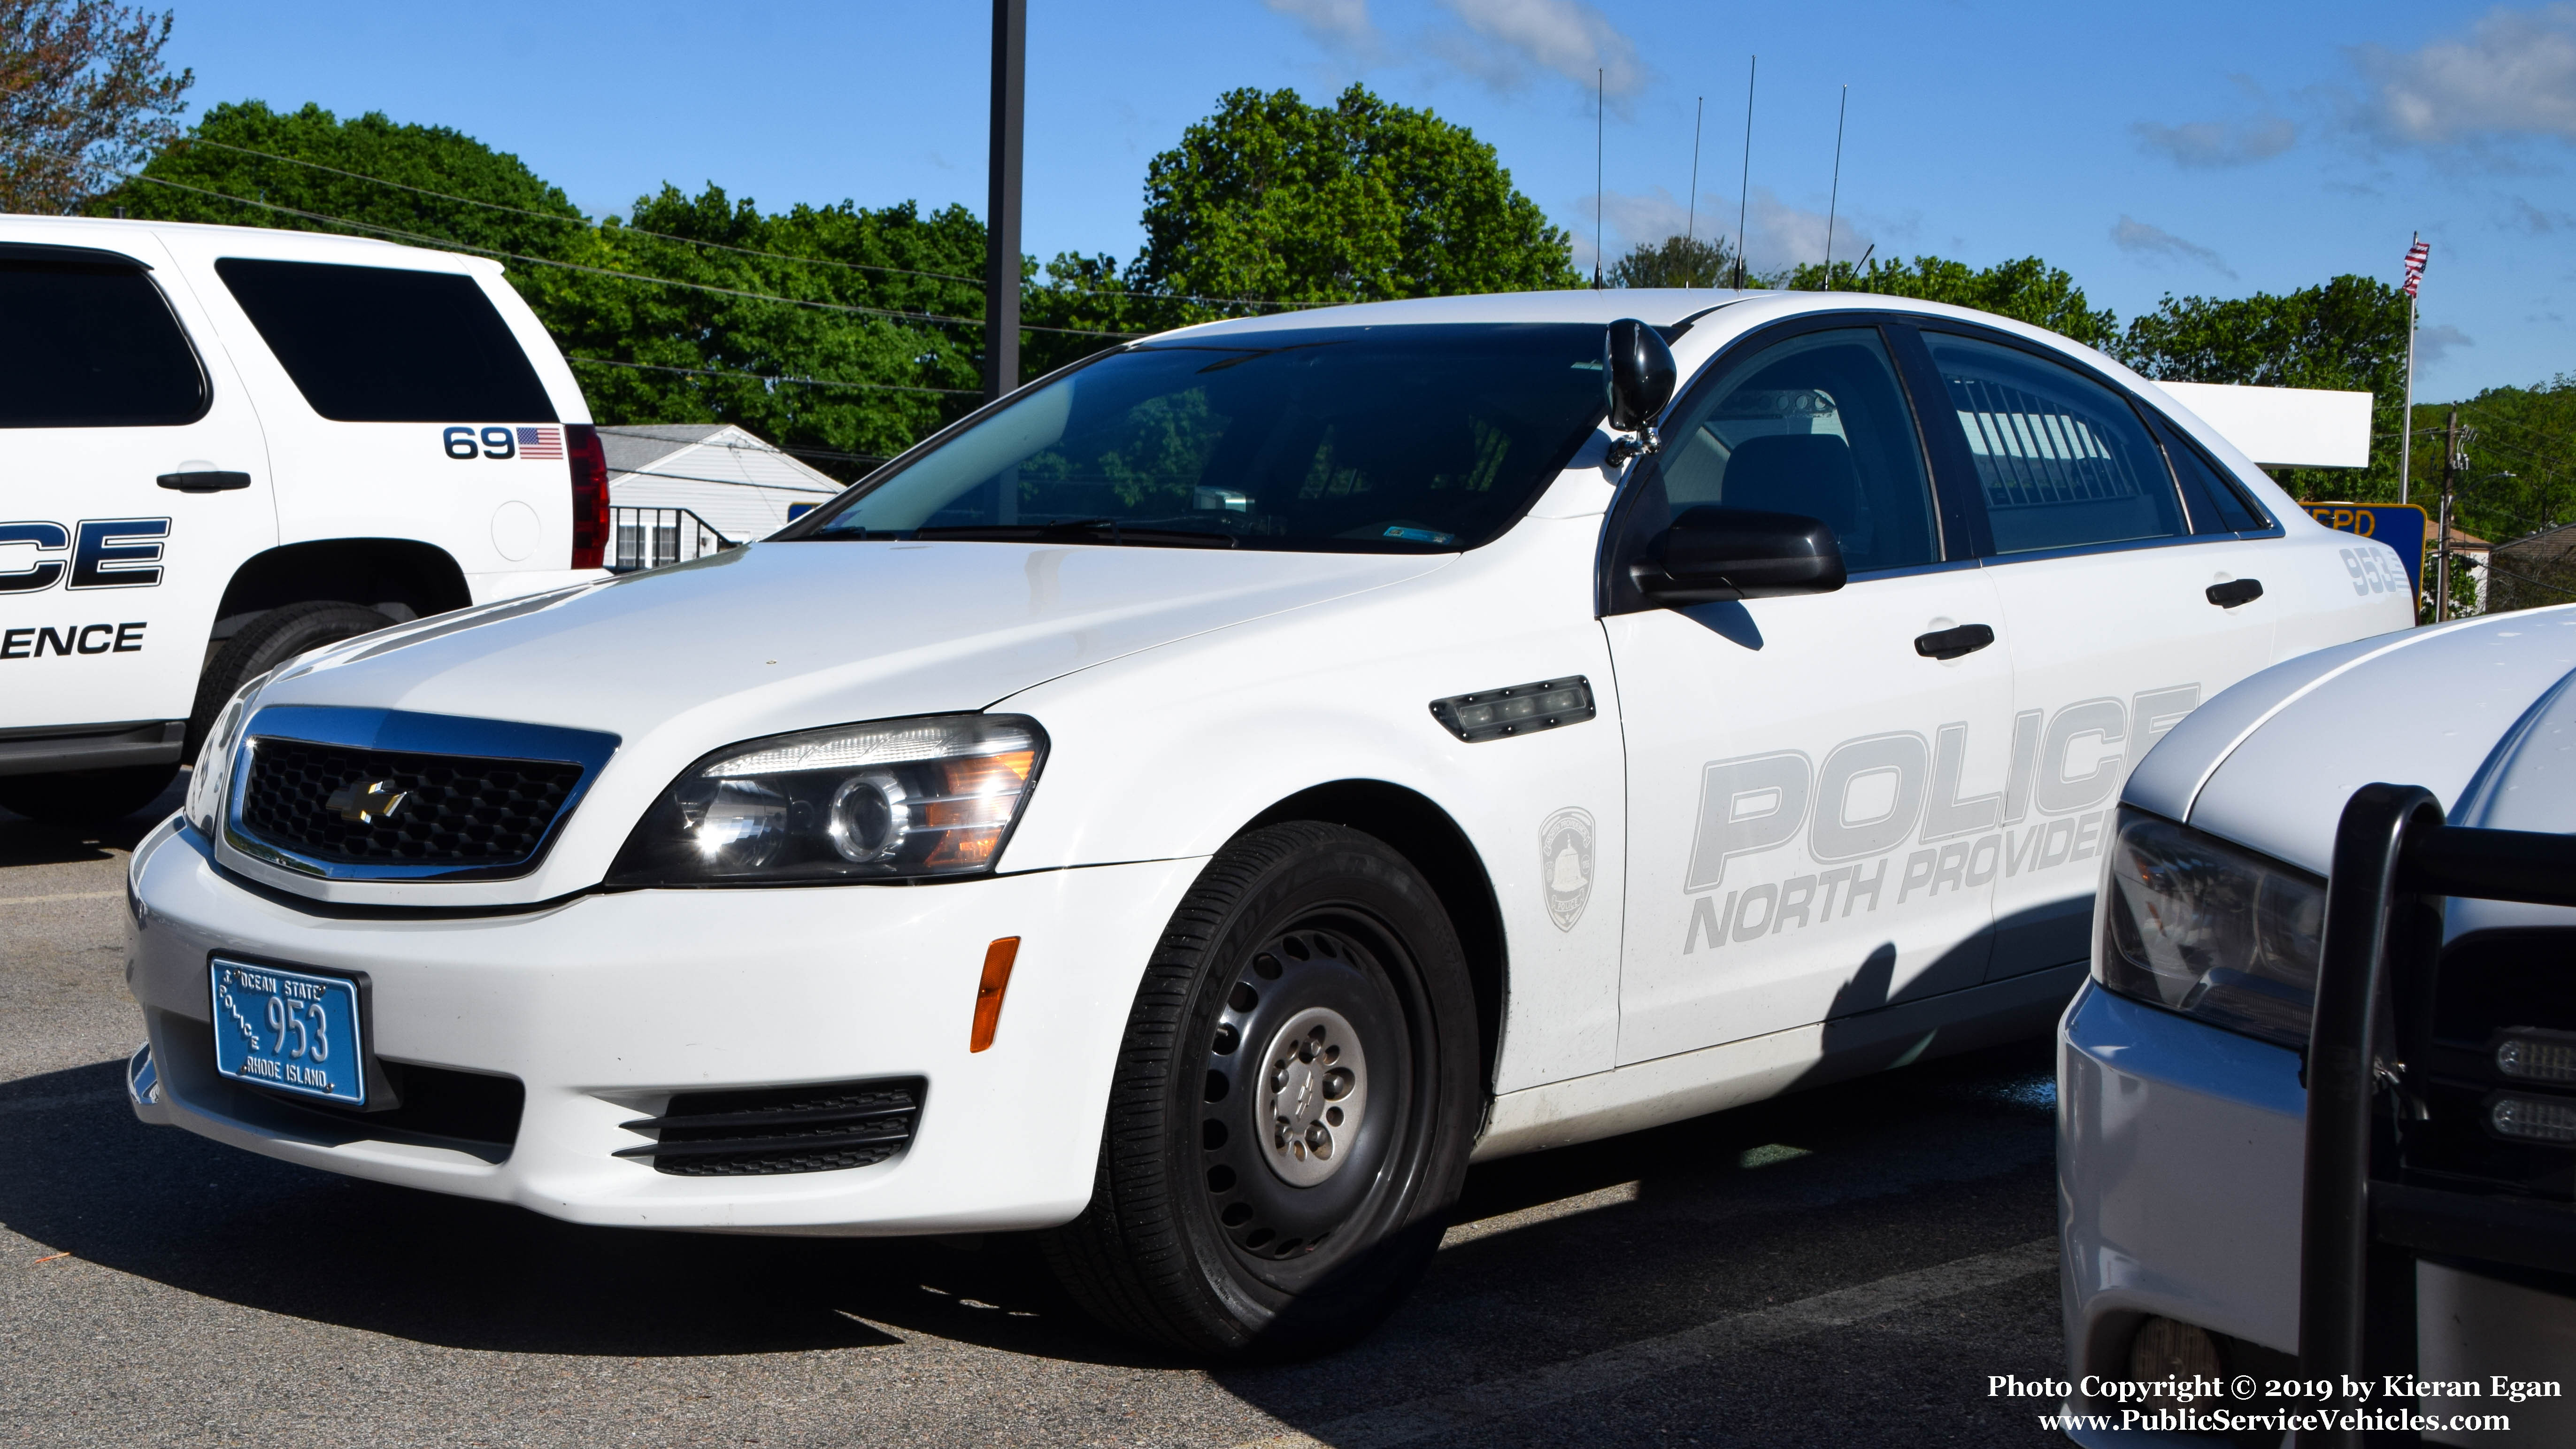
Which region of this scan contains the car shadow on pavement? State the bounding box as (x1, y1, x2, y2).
(0, 771, 188, 868)
(0, 1035, 2061, 1388)
(0, 1059, 1178, 1362)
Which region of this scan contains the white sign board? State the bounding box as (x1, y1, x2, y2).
(2153, 381, 2374, 470)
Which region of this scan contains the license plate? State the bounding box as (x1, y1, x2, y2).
(209, 960, 365, 1106)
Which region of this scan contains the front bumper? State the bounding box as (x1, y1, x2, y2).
(2057, 980, 2308, 1412)
(127, 821, 1203, 1234)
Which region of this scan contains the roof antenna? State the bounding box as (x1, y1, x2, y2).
(1733, 55, 1756, 291)
(1823, 85, 1846, 288)
(1593, 67, 1605, 289)
(1685, 95, 1704, 286)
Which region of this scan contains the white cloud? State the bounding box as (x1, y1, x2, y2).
(1570, 185, 1868, 277)
(1434, 0, 1648, 102)
(1262, 0, 1381, 57)
(2349, 4, 2576, 145)
(2132, 115, 2298, 167)
(2416, 322, 2476, 368)
(2111, 215, 2237, 279)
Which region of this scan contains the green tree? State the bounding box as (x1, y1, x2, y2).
(1776, 254, 2119, 349)
(2119, 277, 2413, 502)
(2422, 375, 2576, 614)
(0, 0, 189, 213)
(1607, 234, 1737, 289)
(92, 100, 585, 255)
(1128, 84, 1582, 307)
(542, 185, 991, 465)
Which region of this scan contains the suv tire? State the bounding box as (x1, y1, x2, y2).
(185, 601, 393, 755)
(1042, 822, 1482, 1358)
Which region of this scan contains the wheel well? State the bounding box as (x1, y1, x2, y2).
(1247, 781, 1507, 1094)
(214, 540, 470, 640)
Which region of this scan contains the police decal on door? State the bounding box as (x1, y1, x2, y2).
(1679, 685, 2201, 954)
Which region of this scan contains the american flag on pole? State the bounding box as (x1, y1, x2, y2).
(2403, 236, 2430, 298)
(517, 425, 564, 459)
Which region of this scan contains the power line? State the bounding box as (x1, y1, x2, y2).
(162, 134, 1320, 315)
(570, 355, 981, 395)
(121, 169, 1144, 338)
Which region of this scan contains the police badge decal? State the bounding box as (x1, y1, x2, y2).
(1539, 807, 1596, 931)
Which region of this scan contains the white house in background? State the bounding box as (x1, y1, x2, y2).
(600, 424, 845, 543)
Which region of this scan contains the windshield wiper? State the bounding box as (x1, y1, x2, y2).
(912, 518, 1238, 548)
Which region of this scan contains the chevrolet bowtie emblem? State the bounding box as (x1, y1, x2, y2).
(325, 778, 409, 825)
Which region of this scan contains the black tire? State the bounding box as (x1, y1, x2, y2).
(185, 601, 392, 755)
(0, 763, 179, 826)
(1042, 821, 1483, 1359)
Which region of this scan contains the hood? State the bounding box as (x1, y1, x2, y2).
(2130, 607, 2576, 877)
(264, 540, 1450, 750)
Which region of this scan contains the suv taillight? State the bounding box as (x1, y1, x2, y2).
(567, 423, 609, 570)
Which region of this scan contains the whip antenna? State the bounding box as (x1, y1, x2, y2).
(1733, 55, 1756, 289)
(1824, 85, 1846, 286)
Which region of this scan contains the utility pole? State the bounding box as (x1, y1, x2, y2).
(2437, 407, 2460, 622)
(983, 0, 1026, 405)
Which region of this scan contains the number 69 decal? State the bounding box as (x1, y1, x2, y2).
(441, 425, 521, 460)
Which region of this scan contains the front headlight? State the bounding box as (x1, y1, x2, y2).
(2098, 807, 2325, 1050)
(184, 669, 272, 836)
(606, 714, 1046, 886)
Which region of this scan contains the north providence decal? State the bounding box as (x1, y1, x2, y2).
(1680, 686, 2199, 953)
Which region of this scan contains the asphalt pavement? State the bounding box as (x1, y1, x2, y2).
(2, 777, 2074, 1448)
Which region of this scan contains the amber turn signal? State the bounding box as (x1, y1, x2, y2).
(970, 937, 1021, 1052)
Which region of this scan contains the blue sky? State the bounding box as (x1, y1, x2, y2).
(172, 0, 2573, 398)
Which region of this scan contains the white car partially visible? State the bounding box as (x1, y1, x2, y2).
(2062, 607, 2576, 1443)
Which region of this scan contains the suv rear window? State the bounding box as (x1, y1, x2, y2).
(215, 258, 555, 423)
(0, 256, 207, 427)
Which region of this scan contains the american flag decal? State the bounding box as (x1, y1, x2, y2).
(2402, 236, 2430, 299)
(518, 426, 564, 459)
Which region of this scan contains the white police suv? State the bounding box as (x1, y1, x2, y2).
(2064, 608, 2576, 1444)
(124, 286, 2412, 1356)
(0, 217, 606, 825)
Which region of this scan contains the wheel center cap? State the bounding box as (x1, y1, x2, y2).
(1257, 1005, 1368, 1187)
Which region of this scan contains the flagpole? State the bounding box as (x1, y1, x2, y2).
(2399, 293, 2417, 507)
(2399, 232, 2420, 508)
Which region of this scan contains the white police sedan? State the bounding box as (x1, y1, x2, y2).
(123, 286, 2407, 1357)
(2063, 606, 2576, 1443)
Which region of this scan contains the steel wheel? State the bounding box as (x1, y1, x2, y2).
(1043, 821, 1482, 1357)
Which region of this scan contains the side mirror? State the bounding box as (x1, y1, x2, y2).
(1630, 505, 1847, 604)
(1604, 318, 1676, 464)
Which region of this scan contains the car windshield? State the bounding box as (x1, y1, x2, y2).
(799, 323, 1610, 552)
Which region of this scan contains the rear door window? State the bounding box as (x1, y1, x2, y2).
(2152, 417, 2269, 533)
(0, 253, 207, 427)
(1924, 332, 2186, 555)
(215, 258, 555, 423)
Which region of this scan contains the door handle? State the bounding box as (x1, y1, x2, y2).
(1914, 623, 1995, 660)
(157, 470, 251, 492)
(2206, 578, 2264, 607)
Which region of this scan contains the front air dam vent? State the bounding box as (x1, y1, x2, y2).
(614, 1078, 923, 1177)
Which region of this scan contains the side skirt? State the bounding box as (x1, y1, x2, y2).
(1471, 962, 2082, 1161)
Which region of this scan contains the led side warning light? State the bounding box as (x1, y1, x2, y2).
(1429, 677, 1596, 743)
